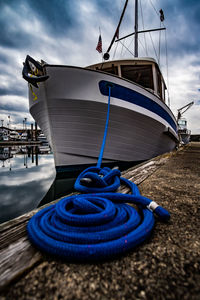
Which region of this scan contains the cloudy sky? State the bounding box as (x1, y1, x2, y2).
(0, 0, 200, 133)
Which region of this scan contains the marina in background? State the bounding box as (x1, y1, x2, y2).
(0, 145, 56, 223)
(0, 120, 42, 143)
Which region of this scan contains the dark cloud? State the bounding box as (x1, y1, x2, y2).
(0, 1, 32, 49)
(0, 53, 10, 64)
(0, 27, 32, 49)
(1, 103, 29, 113)
(160, 0, 200, 56)
(0, 0, 82, 50)
(95, 0, 125, 19)
(27, 0, 80, 36)
(0, 87, 26, 97)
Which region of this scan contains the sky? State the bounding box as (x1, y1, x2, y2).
(0, 0, 200, 133)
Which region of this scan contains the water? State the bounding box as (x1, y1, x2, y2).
(0, 145, 139, 224)
(0, 145, 76, 224)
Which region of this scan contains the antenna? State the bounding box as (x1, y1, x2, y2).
(134, 0, 138, 57)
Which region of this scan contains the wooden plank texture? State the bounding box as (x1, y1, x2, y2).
(0, 151, 175, 290)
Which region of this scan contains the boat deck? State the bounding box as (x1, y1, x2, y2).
(0, 142, 200, 299)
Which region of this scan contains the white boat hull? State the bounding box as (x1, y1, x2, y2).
(28, 66, 178, 170)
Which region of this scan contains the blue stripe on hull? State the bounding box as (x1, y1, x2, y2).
(99, 80, 177, 132)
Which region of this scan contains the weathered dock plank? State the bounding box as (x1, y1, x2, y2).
(0, 143, 200, 299)
(0, 150, 175, 291)
(0, 237, 42, 290)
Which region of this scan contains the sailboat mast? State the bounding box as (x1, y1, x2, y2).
(134, 0, 138, 57)
(115, 1, 166, 59)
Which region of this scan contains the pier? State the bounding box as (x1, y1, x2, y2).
(0, 142, 199, 299)
(0, 141, 41, 146)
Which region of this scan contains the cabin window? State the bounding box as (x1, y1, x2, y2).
(121, 65, 153, 89)
(178, 120, 187, 126)
(101, 64, 118, 75)
(162, 81, 165, 102)
(156, 68, 162, 98)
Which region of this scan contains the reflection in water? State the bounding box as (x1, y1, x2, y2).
(39, 173, 77, 207)
(0, 145, 56, 224)
(0, 146, 140, 224)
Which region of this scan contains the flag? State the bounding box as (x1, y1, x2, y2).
(96, 35, 102, 53)
(159, 9, 164, 22)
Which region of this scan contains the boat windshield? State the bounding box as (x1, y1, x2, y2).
(120, 65, 153, 89)
(101, 65, 118, 76)
(178, 120, 186, 125)
(178, 119, 187, 129)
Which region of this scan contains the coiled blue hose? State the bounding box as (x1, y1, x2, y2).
(27, 84, 170, 262)
(27, 166, 170, 262)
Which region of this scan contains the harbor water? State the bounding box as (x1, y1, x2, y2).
(0, 144, 139, 224)
(0, 145, 76, 224)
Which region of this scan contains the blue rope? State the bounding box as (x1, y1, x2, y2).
(27, 85, 170, 262)
(97, 85, 111, 168)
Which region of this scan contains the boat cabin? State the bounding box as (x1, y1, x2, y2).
(178, 118, 187, 130)
(87, 58, 166, 102)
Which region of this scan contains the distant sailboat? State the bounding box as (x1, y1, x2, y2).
(22, 0, 179, 172)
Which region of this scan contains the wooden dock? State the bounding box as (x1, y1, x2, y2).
(0, 142, 199, 299)
(0, 141, 41, 146)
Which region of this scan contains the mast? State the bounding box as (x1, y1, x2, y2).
(134, 0, 138, 57)
(103, 0, 129, 60)
(105, 0, 166, 61)
(115, 2, 166, 59)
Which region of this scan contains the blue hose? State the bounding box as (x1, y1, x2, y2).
(27, 84, 170, 262)
(97, 85, 111, 168)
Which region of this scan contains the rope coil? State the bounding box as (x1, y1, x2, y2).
(27, 167, 170, 262)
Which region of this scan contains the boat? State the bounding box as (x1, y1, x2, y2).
(22, 0, 179, 172)
(0, 128, 9, 141)
(10, 146, 21, 156)
(38, 132, 48, 144)
(177, 101, 193, 145)
(9, 131, 20, 141)
(0, 133, 9, 142)
(37, 132, 51, 153)
(178, 118, 191, 145)
(0, 147, 13, 167)
(38, 145, 51, 154)
(20, 132, 28, 141)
